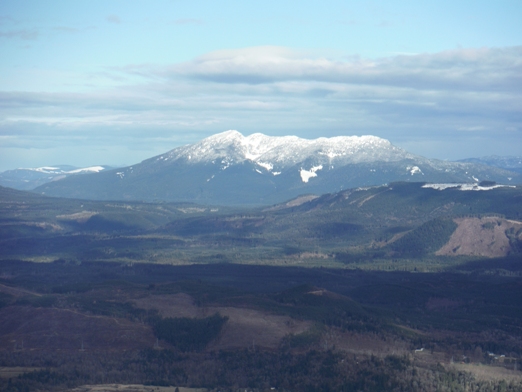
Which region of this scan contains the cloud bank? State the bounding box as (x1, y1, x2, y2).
(1, 46, 521, 169)
(172, 46, 522, 91)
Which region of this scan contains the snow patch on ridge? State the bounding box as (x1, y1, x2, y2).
(257, 161, 273, 171)
(67, 166, 105, 174)
(22, 166, 106, 174)
(422, 183, 516, 191)
(32, 166, 60, 173)
(300, 165, 323, 183)
(408, 166, 423, 175)
(221, 159, 232, 170)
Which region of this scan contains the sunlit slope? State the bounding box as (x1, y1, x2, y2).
(2, 182, 522, 262)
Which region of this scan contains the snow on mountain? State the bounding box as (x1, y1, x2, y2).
(300, 165, 323, 183)
(32, 131, 522, 206)
(173, 130, 413, 165)
(16, 165, 107, 175)
(136, 130, 521, 190)
(22, 166, 71, 174)
(408, 166, 423, 175)
(422, 183, 517, 191)
(158, 130, 416, 181)
(31, 166, 61, 173)
(0, 165, 112, 191)
(66, 166, 106, 174)
(156, 130, 516, 185)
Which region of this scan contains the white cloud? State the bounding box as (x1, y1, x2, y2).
(1, 46, 521, 169)
(165, 46, 522, 94)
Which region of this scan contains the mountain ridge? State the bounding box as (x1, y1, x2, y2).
(33, 131, 521, 205)
(458, 155, 522, 174)
(162, 130, 412, 167)
(0, 165, 114, 191)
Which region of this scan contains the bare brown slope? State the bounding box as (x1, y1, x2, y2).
(436, 217, 522, 257)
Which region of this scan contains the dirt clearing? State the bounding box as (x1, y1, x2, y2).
(437, 217, 522, 257)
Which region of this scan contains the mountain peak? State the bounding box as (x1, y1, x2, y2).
(164, 130, 409, 169)
(204, 129, 244, 143)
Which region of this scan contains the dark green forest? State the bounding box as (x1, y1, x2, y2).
(0, 260, 522, 391)
(154, 313, 228, 352)
(1, 183, 522, 390)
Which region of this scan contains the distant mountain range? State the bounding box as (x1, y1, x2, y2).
(0, 165, 114, 191)
(457, 156, 522, 174)
(30, 131, 521, 205)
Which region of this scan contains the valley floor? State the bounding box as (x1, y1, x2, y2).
(1, 261, 522, 391)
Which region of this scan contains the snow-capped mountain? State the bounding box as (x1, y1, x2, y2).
(167, 130, 414, 166)
(0, 165, 111, 191)
(34, 131, 521, 205)
(154, 131, 421, 181)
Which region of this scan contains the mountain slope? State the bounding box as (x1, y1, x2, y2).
(458, 155, 522, 174)
(3, 182, 522, 263)
(34, 131, 521, 205)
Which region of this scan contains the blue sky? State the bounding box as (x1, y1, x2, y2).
(0, 0, 521, 170)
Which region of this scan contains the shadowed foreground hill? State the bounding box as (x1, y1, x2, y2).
(1, 261, 522, 391)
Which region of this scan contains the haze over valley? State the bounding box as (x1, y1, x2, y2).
(1, 1, 521, 391)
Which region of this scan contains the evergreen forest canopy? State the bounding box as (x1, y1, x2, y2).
(1, 182, 522, 391)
